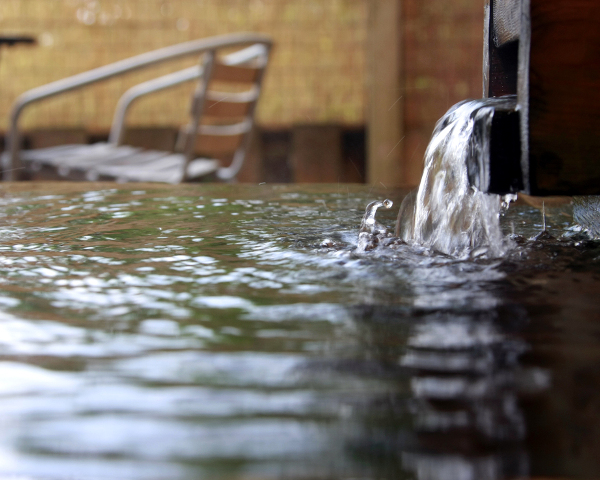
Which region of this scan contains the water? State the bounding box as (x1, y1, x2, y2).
(396, 98, 517, 257)
(0, 182, 599, 479)
(573, 195, 600, 238)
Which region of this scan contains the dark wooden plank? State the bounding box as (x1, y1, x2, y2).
(211, 63, 261, 84)
(235, 128, 262, 183)
(290, 125, 343, 183)
(28, 128, 88, 149)
(260, 129, 292, 183)
(121, 127, 177, 151)
(341, 128, 366, 183)
(523, 0, 600, 194)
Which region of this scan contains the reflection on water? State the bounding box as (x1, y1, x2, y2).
(0, 183, 598, 479)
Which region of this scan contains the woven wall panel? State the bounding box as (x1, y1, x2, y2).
(0, 0, 367, 130)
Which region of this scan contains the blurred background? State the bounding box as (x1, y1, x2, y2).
(0, 0, 483, 186)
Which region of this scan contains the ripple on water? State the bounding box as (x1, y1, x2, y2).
(0, 183, 596, 479)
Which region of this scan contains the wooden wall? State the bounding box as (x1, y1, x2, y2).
(0, 0, 367, 131)
(523, 0, 600, 195)
(1, 0, 487, 186)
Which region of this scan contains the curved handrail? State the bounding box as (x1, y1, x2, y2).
(4, 32, 272, 180)
(108, 44, 267, 146)
(108, 65, 203, 146)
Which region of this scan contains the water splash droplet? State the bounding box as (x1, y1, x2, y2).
(360, 199, 393, 235)
(356, 199, 394, 252)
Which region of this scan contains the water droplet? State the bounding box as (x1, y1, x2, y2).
(39, 32, 54, 47)
(176, 18, 190, 31)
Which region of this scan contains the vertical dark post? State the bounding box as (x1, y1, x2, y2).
(520, 0, 600, 195)
(480, 0, 523, 194)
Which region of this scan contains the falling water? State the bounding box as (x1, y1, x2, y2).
(395, 99, 517, 257)
(573, 196, 600, 238)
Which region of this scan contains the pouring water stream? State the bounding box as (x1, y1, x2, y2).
(361, 99, 518, 257)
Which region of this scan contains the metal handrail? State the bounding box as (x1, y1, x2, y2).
(108, 44, 267, 146)
(108, 65, 203, 146)
(4, 32, 272, 180)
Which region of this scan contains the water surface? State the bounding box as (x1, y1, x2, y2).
(0, 182, 598, 480)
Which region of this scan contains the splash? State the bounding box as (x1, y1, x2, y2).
(356, 199, 394, 252)
(360, 199, 393, 235)
(573, 196, 600, 238)
(396, 99, 516, 257)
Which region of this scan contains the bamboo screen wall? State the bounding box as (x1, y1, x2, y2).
(0, 0, 367, 132)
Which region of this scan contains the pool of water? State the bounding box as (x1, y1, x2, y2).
(0, 182, 599, 480)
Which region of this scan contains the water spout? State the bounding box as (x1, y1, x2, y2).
(396, 99, 516, 257)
